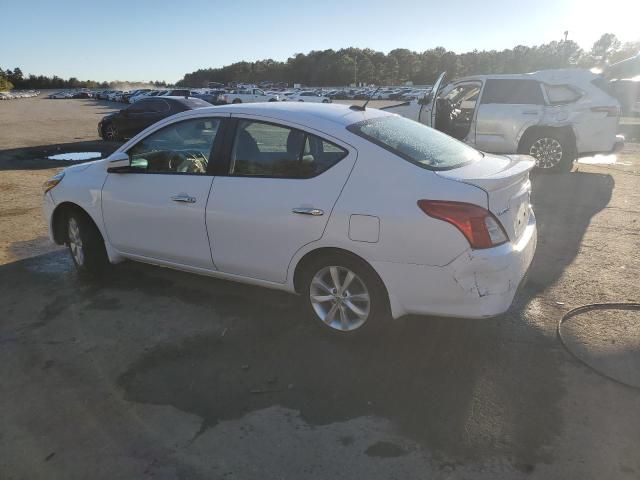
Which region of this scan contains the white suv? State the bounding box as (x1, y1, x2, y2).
(386, 69, 624, 172)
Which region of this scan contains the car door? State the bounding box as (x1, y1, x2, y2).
(474, 78, 546, 153)
(101, 116, 227, 268)
(417, 72, 447, 127)
(206, 117, 356, 283)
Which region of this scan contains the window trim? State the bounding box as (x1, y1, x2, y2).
(217, 118, 349, 180)
(120, 116, 227, 176)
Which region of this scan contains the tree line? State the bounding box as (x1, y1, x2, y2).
(177, 33, 639, 87)
(0, 68, 169, 91)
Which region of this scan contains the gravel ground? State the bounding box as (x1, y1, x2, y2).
(0, 96, 639, 479)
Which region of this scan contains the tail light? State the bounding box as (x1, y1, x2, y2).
(590, 106, 619, 117)
(417, 200, 508, 249)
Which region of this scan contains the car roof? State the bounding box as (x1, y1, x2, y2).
(189, 102, 390, 128)
(455, 68, 600, 84)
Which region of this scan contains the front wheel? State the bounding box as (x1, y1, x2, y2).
(232, 98, 242, 104)
(523, 134, 574, 172)
(301, 254, 389, 336)
(66, 212, 109, 275)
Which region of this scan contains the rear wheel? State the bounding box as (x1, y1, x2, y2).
(232, 98, 242, 104)
(522, 132, 574, 172)
(66, 212, 109, 275)
(102, 123, 120, 141)
(301, 254, 389, 336)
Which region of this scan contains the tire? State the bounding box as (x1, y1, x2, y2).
(521, 131, 575, 173)
(102, 123, 120, 141)
(268, 98, 277, 102)
(322, 99, 329, 103)
(65, 211, 109, 275)
(300, 253, 389, 336)
(232, 98, 242, 104)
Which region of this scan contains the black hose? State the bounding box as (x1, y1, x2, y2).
(557, 303, 640, 390)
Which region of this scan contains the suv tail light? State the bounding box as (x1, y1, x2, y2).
(590, 106, 619, 117)
(417, 200, 508, 249)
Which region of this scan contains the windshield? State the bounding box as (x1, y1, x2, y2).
(348, 115, 482, 170)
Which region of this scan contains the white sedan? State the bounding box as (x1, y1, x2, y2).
(285, 91, 331, 103)
(42, 103, 536, 335)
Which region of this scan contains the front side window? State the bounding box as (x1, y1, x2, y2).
(127, 118, 221, 174)
(348, 115, 482, 170)
(481, 79, 544, 105)
(229, 120, 348, 178)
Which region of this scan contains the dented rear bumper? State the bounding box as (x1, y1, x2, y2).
(372, 209, 537, 319)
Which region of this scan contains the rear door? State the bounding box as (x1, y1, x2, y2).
(206, 117, 356, 283)
(475, 79, 546, 153)
(101, 116, 227, 268)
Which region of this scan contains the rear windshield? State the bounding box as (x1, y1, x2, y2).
(347, 115, 482, 170)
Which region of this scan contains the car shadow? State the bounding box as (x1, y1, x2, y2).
(524, 170, 614, 296)
(1, 251, 564, 471)
(0, 140, 122, 170)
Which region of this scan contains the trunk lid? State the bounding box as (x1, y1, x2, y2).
(436, 154, 534, 241)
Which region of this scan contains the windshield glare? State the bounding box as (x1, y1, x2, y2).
(348, 115, 482, 170)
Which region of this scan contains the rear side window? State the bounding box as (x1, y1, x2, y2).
(145, 99, 170, 113)
(481, 79, 545, 105)
(544, 84, 582, 104)
(229, 120, 348, 178)
(348, 115, 482, 170)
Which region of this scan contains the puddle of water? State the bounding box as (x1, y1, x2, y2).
(577, 154, 617, 165)
(47, 152, 102, 161)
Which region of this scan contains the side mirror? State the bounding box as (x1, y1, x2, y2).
(106, 152, 131, 173)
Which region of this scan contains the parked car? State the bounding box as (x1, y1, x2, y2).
(159, 89, 191, 97)
(71, 91, 93, 99)
(384, 70, 625, 172)
(191, 89, 226, 105)
(48, 92, 72, 99)
(97, 96, 210, 141)
(129, 90, 155, 103)
(220, 88, 279, 104)
(285, 91, 331, 103)
(45, 102, 536, 336)
(123, 89, 151, 103)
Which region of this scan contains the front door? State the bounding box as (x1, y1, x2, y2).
(475, 78, 546, 153)
(206, 117, 356, 283)
(102, 116, 225, 268)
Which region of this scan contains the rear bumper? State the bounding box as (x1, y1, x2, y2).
(373, 209, 537, 319)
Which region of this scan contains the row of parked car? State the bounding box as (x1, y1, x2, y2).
(1, 90, 40, 100)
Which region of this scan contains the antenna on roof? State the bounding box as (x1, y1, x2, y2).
(349, 86, 380, 111)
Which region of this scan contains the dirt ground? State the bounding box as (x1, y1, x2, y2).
(1, 96, 639, 479)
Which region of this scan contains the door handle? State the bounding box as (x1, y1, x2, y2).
(522, 110, 539, 115)
(292, 207, 324, 216)
(171, 193, 196, 203)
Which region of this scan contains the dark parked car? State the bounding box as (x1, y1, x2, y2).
(98, 96, 210, 141)
(71, 91, 93, 99)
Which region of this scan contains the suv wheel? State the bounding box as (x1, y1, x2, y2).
(301, 254, 389, 336)
(523, 133, 574, 172)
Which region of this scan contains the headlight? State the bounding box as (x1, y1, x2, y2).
(43, 172, 65, 194)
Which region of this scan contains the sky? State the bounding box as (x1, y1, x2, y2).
(2, 0, 638, 83)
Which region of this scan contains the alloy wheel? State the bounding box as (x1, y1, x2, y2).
(67, 217, 85, 266)
(309, 266, 371, 332)
(104, 125, 118, 140)
(529, 137, 563, 169)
